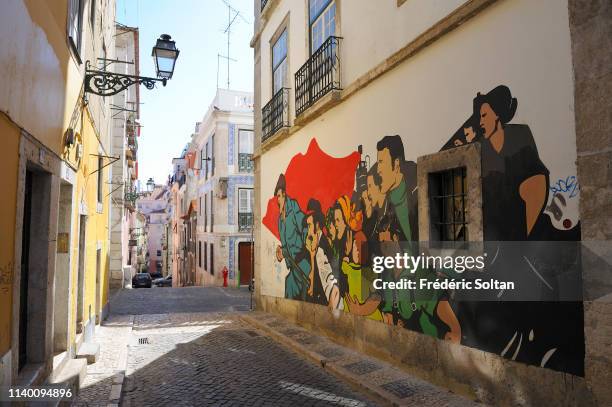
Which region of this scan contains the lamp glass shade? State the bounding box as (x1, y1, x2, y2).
(152, 34, 179, 79)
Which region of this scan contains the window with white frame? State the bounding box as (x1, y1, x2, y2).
(238, 130, 254, 172)
(68, 0, 85, 57)
(272, 29, 288, 95)
(210, 134, 215, 176)
(238, 188, 254, 232)
(309, 0, 335, 54)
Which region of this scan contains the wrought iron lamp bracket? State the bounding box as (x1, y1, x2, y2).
(84, 60, 167, 97)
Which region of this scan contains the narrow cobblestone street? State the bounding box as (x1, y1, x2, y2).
(74, 287, 376, 406)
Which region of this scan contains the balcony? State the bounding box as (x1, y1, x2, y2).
(238, 212, 254, 232)
(295, 36, 342, 117)
(238, 153, 254, 172)
(262, 88, 289, 142)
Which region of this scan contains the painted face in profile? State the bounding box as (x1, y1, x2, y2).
(479, 103, 499, 139)
(361, 189, 372, 216)
(351, 240, 360, 264)
(276, 190, 286, 214)
(305, 215, 318, 250)
(376, 148, 395, 194)
(334, 208, 346, 240)
(464, 126, 476, 143)
(367, 174, 384, 206)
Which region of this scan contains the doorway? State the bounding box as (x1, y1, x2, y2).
(17, 168, 52, 372)
(76, 215, 87, 333)
(53, 183, 73, 353)
(238, 242, 253, 286)
(95, 248, 101, 323)
(18, 170, 33, 371)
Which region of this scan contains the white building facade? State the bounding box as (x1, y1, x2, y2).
(192, 89, 255, 287)
(109, 23, 140, 288)
(137, 185, 170, 275)
(251, 0, 607, 405)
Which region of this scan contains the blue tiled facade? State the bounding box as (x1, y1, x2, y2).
(228, 236, 236, 279)
(228, 123, 235, 166)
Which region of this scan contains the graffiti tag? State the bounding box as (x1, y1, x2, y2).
(550, 176, 579, 198)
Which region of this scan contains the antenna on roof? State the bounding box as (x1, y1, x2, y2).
(217, 0, 250, 89)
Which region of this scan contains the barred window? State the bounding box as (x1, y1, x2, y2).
(429, 167, 468, 241)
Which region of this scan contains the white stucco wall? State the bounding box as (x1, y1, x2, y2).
(258, 0, 578, 297)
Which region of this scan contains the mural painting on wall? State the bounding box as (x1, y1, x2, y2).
(262, 85, 584, 376)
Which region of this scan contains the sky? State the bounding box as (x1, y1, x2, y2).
(116, 0, 254, 185)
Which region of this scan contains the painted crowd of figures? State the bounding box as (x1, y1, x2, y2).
(264, 85, 584, 376)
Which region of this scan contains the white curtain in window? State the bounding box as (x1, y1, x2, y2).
(239, 189, 254, 213)
(239, 130, 254, 154)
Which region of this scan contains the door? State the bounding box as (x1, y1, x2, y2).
(18, 170, 33, 371)
(95, 248, 101, 323)
(238, 242, 253, 285)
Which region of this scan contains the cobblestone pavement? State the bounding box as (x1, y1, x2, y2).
(109, 286, 252, 315)
(122, 313, 376, 406)
(74, 287, 377, 406)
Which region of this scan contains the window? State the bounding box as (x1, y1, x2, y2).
(204, 193, 208, 232)
(204, 243, 207, 271)
(210, 193, 214, 233)
(238, 188, 254, 232)
(90, 0, 96, 29)
(309, 0, 335, 54)
(272, 29, 288, 95)
(238, 130, 254, 172)
(97, 156, 103, 203)
(210, 134, 215, 176)
(429, 167, 468, 241)
(68, 0, 85, 56)
(200, 145, 208, 179)
(156, 250, 161, 257)
(210, 244, 214, 276)
(204, 141, 210, 179)
(198, 241, 202, 268)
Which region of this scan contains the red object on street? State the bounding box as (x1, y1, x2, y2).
(222, 266, 229, 287)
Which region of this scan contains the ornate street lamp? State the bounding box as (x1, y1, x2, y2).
(84, 34, 179, 97)
(146, 177, 155, 192)
(152, 34, 180, 80)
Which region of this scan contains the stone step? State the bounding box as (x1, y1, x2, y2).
(49, 351, 69, 383)
(76, 342, 100, 364)
(47, 358, 87, 405)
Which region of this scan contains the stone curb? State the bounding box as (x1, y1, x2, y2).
(113, 315, 133, 405)
(240, 312, 481, 407)
(240, 313, 401, 406)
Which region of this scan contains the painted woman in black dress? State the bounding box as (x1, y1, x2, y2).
(451, 86, 584, 376)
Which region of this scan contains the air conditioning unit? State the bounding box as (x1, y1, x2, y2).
(217, 177, 228, 199)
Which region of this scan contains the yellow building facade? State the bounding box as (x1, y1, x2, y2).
(0, 0, 115, 387)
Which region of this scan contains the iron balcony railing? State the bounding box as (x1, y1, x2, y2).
(262, 88, 289, 142)
(238, 153, 254, 172)
(295, 36, 342, 117)
(238, 212, 254, 232)
(261, 0, 268, 11)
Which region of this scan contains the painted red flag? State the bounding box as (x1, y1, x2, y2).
(262, 138, 360, 240)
